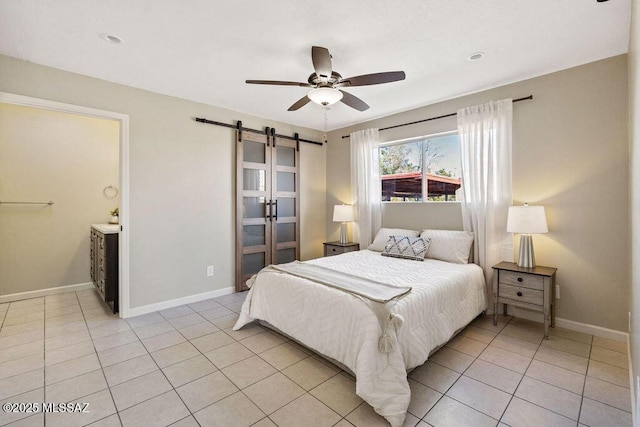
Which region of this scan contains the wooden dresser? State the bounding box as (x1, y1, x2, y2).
(90, 224, 119, 313)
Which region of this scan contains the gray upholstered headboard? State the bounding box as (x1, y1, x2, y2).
(381, 202, 464, 232)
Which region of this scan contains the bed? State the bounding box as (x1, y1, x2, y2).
(233, 229, 487, 426)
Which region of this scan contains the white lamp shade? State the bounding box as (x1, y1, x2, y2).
(308, 87, 343, 106)
(507, 205, 548, 234)
(333, 204, 354, 222)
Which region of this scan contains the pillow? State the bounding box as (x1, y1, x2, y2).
(368, 228, 419, 252)
(381, 236, 430, 261)
(420, 229, 474, 264)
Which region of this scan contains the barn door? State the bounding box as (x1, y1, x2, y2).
(235, 127, 300, 291)
(271, 133, 300, 265)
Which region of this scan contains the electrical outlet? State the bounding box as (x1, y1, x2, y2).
(555, 285, 560, 299)
(207, 265, 214, 277)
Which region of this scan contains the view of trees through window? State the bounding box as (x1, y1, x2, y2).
(379, 133, 461, 202)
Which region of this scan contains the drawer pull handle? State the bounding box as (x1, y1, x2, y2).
(332, 248, 336, 252)
(517, 277, 523, 282)
(517, 291, 523, 297)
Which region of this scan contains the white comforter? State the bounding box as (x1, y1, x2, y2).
(234, 250, 486, 426)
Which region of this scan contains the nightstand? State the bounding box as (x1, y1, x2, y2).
(323, 241, 360, 257)
(492, 261, 557, 339)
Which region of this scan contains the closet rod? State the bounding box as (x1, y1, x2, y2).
(194, 118, 323, 146)
(0, 200, 54, 205)
(340, 95, 533, 139)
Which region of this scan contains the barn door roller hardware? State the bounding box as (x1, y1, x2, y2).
(195, 118, 323, 146)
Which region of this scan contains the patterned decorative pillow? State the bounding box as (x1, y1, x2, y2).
(381, 236, 431, 261)
(368, 228, 420, 252)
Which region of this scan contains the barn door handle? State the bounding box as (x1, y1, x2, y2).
(265, 200, 272, 221)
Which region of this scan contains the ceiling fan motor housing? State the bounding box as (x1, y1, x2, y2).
(307, 72, 344, 88)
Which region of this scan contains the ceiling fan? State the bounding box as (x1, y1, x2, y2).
(246, 46, 406, 112)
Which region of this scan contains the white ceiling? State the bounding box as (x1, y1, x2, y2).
(0, 1, 632, 131)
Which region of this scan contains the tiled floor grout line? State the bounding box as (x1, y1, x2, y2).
(425, 316, 617, 426)
(411, 321, 504, 425)
(206, 332, 312, 426)
(475, 316, 523, 424)
(156, 307, 349, 426)
(0, 308, 7, 330)
(444, 316, 524, 424)
(126, 307, 271, 424)
(190, 309, 314, 424)
(495, 321, 585, 425)
(74, 290, 125, 427)
(576, 339, 595, 426)
(1, 292, 634, 427)
(203, 320, 297, 426)
(134, 312, 216, 425)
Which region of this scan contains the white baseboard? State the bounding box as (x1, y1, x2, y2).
(0, 282, 94, 304)
(507, 306, 628, 342)
(628, 335, 636, 427)
(125, 286, 235, 318)
(555, 317, 628, 342)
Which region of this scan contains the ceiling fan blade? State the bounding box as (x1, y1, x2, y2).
(288, 95, 311, 111)
(339, 90, 369, 111)
(246, 80, 310, 87)
(311, 46, 332, 82)
(337, 71, 406, 87)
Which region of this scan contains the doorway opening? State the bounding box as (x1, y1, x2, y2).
(0, 92, 131, 317)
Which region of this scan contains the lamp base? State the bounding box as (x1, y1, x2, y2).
(339, 222, 348, 244)
(517, 234, 536, 268)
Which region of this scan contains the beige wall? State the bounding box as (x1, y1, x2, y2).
(0, 103, 119, 295)
(327, 55, 629, 332)
(0, 54, 326, 309)
(629, 0, 640, 419)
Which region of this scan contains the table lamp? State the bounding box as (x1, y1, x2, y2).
(507, 204, 548, 268)
(333, 204, 354, 244)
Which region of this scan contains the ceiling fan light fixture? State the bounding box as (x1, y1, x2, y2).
(308, 87, 343, 106)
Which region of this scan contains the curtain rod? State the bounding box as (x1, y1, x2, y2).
(340, 95, 533, 139)
(194, 117, 323, 146)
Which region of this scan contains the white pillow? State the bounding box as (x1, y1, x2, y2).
(368, 228, 419, 252)
(420, 229, 474, 264)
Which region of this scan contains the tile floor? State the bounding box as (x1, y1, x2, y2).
(0, 288, 633, 427)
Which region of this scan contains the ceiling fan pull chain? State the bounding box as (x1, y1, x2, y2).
(323, 108, 329, 144)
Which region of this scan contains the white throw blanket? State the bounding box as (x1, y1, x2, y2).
(253, 261, 411, 353)
(234, 250, 486, 426)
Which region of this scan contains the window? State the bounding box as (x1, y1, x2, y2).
(379, 132, 461, 202)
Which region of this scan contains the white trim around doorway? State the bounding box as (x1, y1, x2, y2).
(0, 92, 132, 318)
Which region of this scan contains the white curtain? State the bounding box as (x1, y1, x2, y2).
(350, 128, 382, 248)
(457, 99, 514, 285)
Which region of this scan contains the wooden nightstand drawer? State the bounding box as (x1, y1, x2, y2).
(499, 284, 543, 306)
(499, 270, 544, 291)
(323, 242, 360, 257)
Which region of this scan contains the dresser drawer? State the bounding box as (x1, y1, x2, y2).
(499, 284, 543, 306)
(499, 270, 544, 290)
